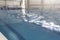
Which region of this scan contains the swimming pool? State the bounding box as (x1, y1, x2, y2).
(0, 9, 60, 40)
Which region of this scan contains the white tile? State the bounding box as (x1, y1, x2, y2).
(0, 32, 8, 40)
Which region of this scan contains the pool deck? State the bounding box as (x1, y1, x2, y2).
(0, 32, 8, 40)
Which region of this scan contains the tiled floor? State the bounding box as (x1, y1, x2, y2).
(0, 32, 8, 40)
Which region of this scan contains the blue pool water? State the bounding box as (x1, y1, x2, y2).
(0, 9, 60, 40)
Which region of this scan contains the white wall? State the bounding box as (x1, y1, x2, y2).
(44, 0, 60, 4)
(0, 0, 21, 7)
(28, 0, 41, 8)
(27, 0, 60, 9)
(0, 1, 5, 7)
(0, 0, 60, 8)
(6, 1, 20, 8)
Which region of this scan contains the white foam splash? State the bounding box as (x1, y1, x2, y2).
(22, 12, 60, 32)
(21, 0, 60, 32)
(42, 21, 60, 32)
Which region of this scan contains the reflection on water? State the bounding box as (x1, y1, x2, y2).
(0, 10, 23, 23)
